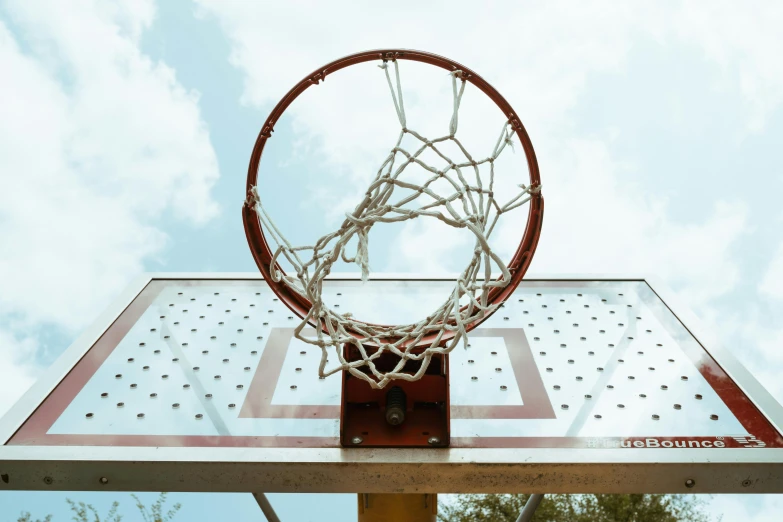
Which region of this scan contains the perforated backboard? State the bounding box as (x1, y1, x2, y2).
(2, 274, 783, 494)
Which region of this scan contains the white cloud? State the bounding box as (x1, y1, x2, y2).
(522, 137, 747, 308)
(759, 242, 783, 299)
(674, 0, 783, 132)
(707, 493, 783, 522)
(0, 0, 220, 329)
(195, 1, 753, 311)
(196, 0, 650, 275)
(0, 329, 38, 417)
(0, 0, 220, 413)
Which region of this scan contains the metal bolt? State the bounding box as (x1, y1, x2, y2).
(428, 436, 441, 445)
(43, 476, 53, 485)
(742, 479, 752, 487)
(352, 436, 363, 445)
(685, 478, 695, 488)
(100, 477, 109, 485)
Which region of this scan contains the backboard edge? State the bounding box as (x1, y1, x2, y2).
(0, 274, 154, 445)
(644, 275, 783, 437)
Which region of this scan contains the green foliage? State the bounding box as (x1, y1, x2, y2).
(16, 513, 52, 522)
(132, 493, 181, 522)
(438, 493, 715, 522)
(16, 493, 180, 522)
(65, 499, 121, 522)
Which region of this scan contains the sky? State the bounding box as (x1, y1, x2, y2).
(1, 0, 783, 520)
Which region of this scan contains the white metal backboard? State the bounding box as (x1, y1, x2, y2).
(1, 274, 782, 494)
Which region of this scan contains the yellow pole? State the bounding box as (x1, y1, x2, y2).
(357, 493, 437, 522)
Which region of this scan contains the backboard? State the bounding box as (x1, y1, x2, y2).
(2, 274, 782, 494)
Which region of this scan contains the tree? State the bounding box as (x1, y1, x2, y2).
(64, 499, 122, 522)
(16, 515, 51, 522)
(17, 493, 181, 522)
(438, 493, 716, 522)
(132, 493, 181, 522)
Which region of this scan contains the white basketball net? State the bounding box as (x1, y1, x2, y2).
(247, 58, 540, 389)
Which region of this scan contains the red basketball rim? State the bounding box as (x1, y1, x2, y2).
(243, 49, 544, 346)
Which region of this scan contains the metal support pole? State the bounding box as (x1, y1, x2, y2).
(253, 493, 282, 522)
(515, 494, 543, 522)
(358, 493, 437, 521)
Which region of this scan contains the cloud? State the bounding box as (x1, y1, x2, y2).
(521, 138, 747, 308)
(707, 493, 783, 522)
(0, 0, 220, 413)
(195, 0, 649, 272)
(0, 1, 220, 328)
(196, 1, 753, 311)
(0, 329, 38, 417)
(759, 242, 783, 299)
(674, 0, 783, 132)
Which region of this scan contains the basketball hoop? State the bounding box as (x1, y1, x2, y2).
(243, 49, 543, 389)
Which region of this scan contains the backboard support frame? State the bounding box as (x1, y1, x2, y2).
(1, 273, 782, 494)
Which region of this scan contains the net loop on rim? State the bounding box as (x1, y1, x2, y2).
(248, 58, 541, 389)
